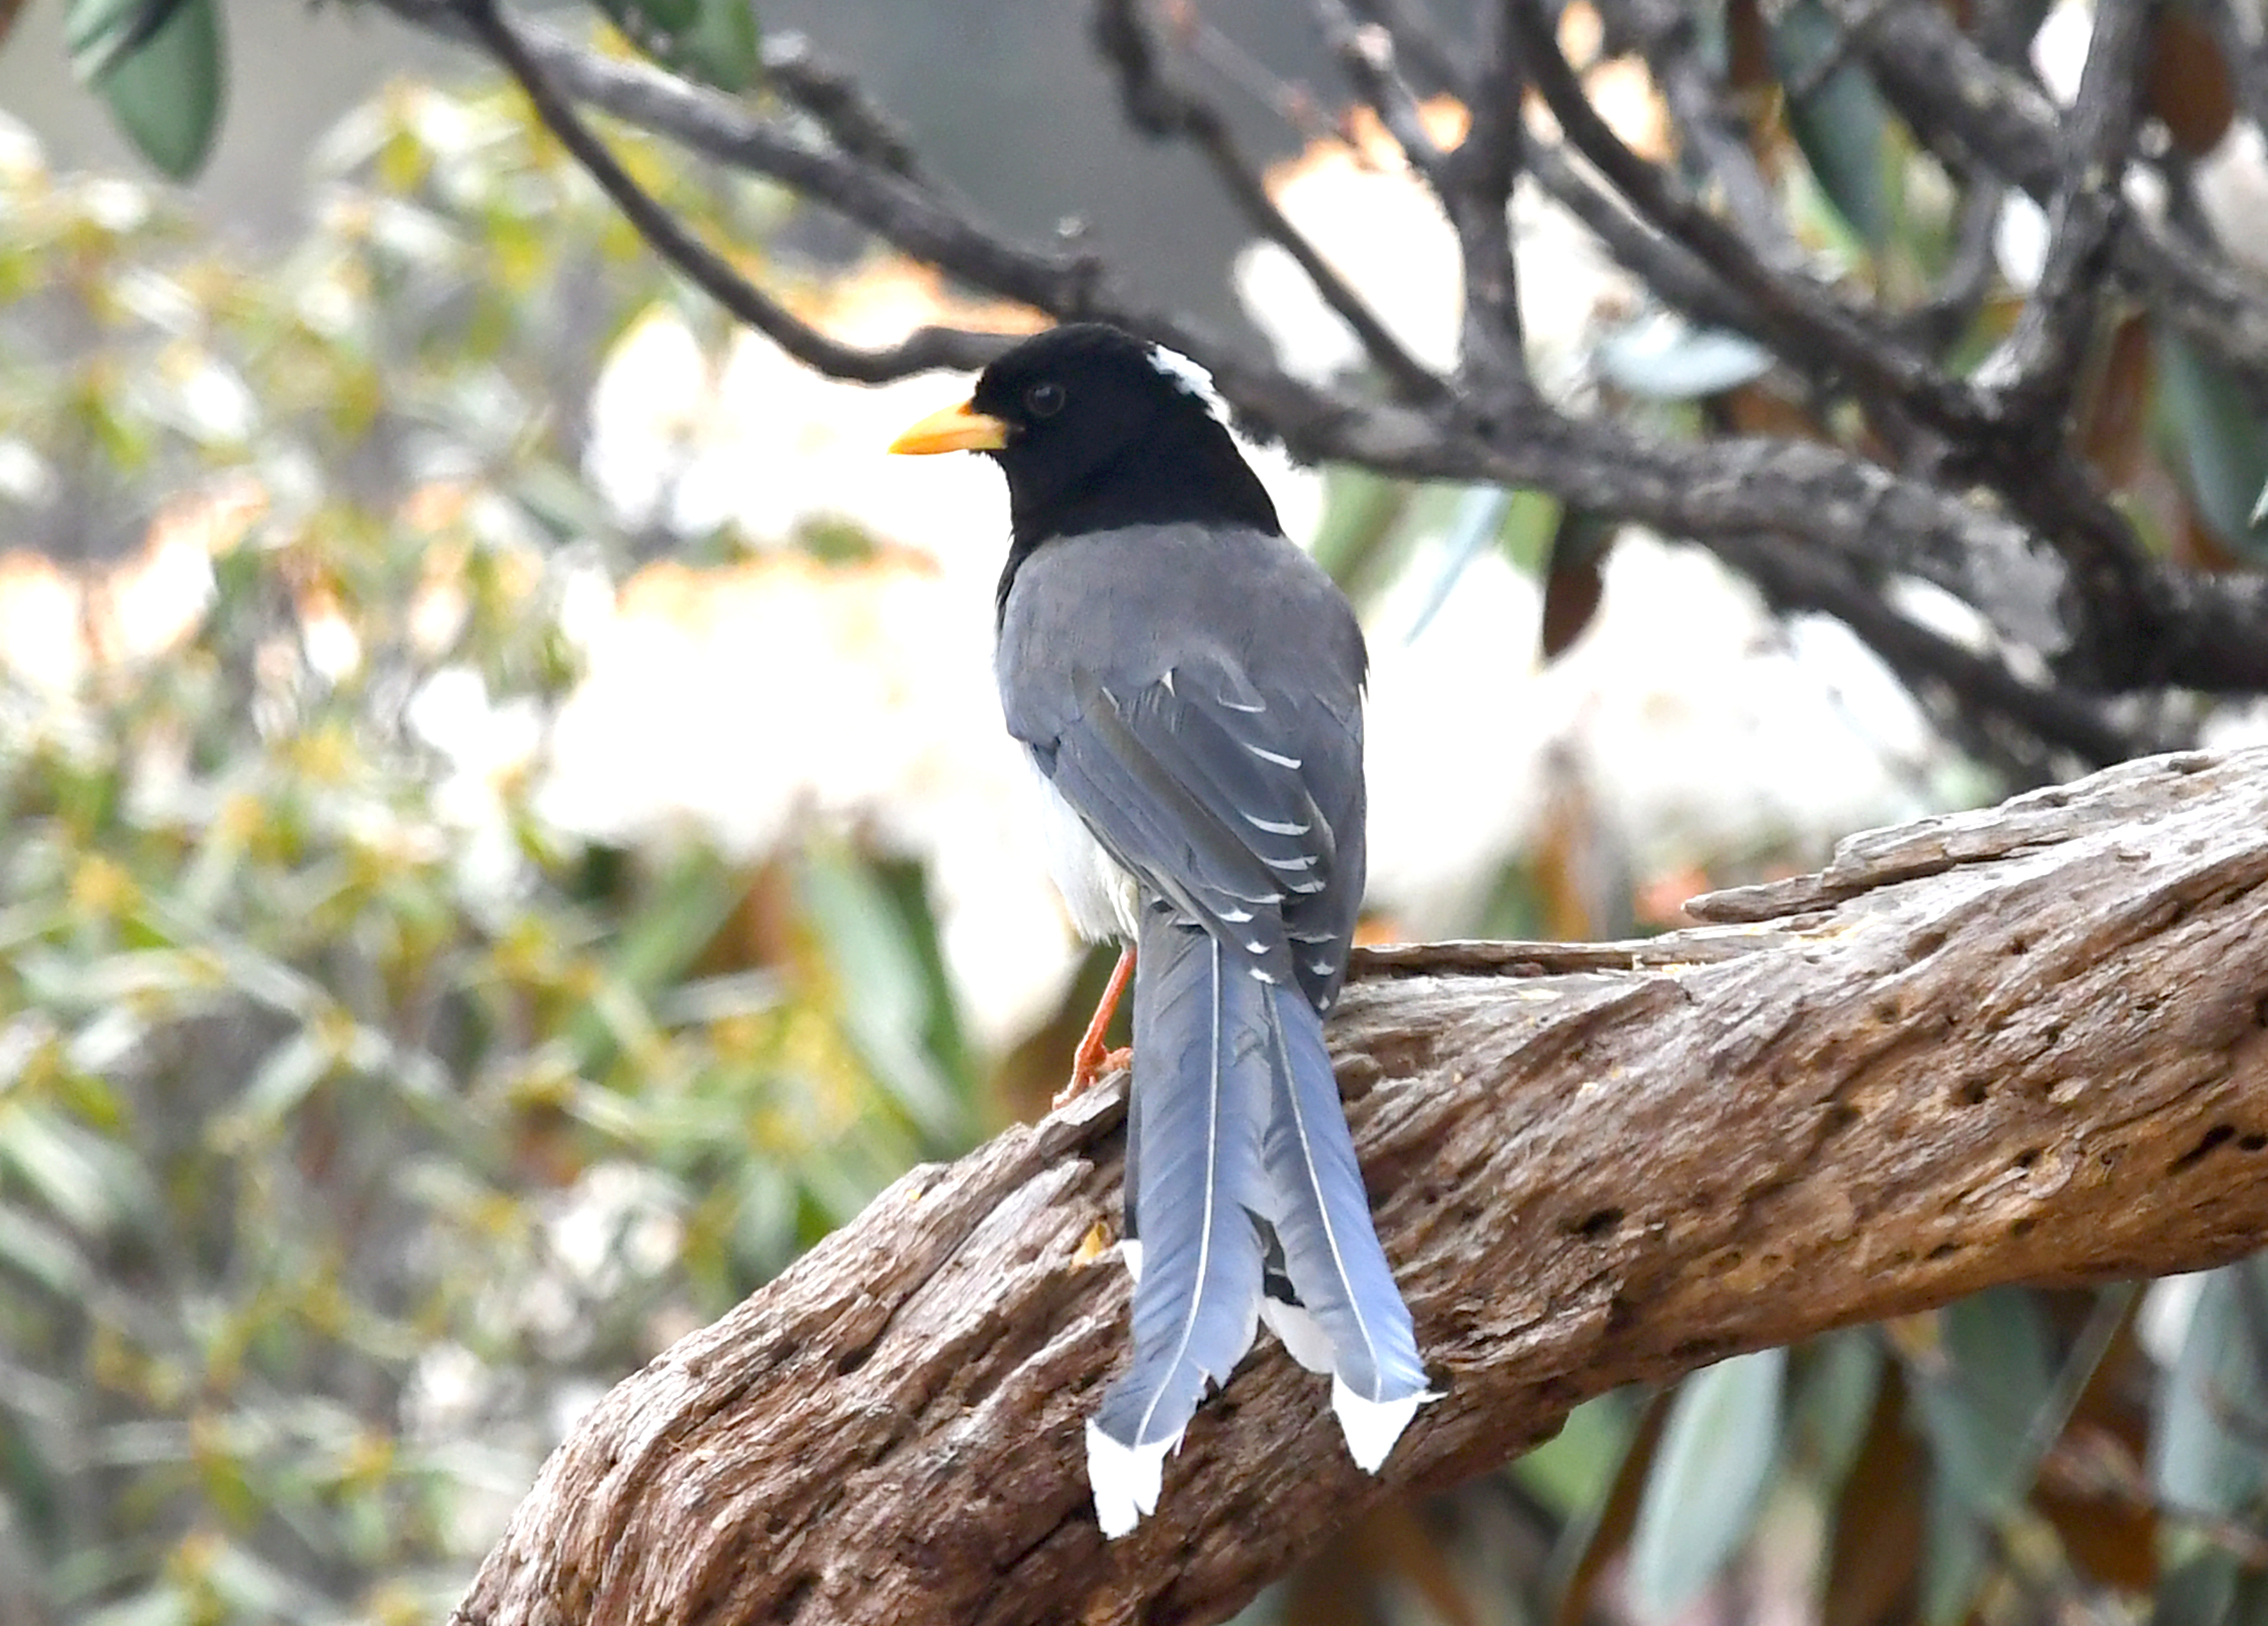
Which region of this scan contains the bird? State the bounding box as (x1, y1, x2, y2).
(889, 323, 1433, 1538)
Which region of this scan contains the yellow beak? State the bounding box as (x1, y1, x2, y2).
(888, 398, 1010, 455)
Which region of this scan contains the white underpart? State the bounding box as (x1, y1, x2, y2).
(1259, 1297, 1336, 1375)
(1031, 759, 1141, 942)
(1120, 1239, 1144, 1282)
(1145, 342, 1234, 427)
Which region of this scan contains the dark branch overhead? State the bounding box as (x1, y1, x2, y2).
(374, 0, 2268, 766)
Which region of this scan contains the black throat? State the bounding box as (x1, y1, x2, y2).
(992, 418, 1280, 624)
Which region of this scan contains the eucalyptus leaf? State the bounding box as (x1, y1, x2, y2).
(1513, 1390, 1636, 1518)
(596, 0, 758, 92)
(1768, 0, 1894, 246)
(2153, 1259, 2268, 1518)
(1920, 1472, 1991, 1626)
(2157, 326, 2268, 559)
(71, 0, 226, 181)
(1404, 485, 1513, 642)
(1906, 1287, 2054, 1518)
(2159, 1550, 2242, 1626)
(1628, 1348, 1787, 1620)
(797, 843, 964, 1146)
(1792, 1327, 1883, 1493)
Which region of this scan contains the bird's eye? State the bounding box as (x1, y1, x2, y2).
(1024, 382, 1066, 418)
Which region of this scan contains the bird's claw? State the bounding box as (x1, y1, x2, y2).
(1055, 1045, 1132, 1109)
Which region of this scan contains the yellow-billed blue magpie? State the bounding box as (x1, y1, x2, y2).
(890, 323, 1432, 1538)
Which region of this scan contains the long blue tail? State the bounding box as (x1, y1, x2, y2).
(1086, 912, 1433, 1536)
(1256, 980, 1434, 1469)
(1086, 910, 1270, 1537)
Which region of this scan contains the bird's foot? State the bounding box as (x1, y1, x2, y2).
(1054, 1045, 1132, 1109)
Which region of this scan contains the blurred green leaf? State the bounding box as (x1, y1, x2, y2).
(1792, 1326, 1882, 1493)
(796, 843, 966, 1147)
(2159, 1549, 2242, 1626)
(596, 0, 759, 92)
(1629, 1347, 1786, 1619)
(1908, 1287, 2055, 1518)
(70, 0, 226, 181)
(1901, 1288, 2059, 1625)
(2153, 1260, 2268, 1518)
(2157, 326, 2268, 559)
(1514, 1390, 1635, 1518)
(1768, 0, 1894, 246)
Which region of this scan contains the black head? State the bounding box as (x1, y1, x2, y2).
(891, 325, 1281, 607)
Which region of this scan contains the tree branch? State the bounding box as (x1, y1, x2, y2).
(384, 0, 2268, 721)
(452, 743, 2268, 1626)
(449, 0, 1018, 382)
(1088, 0, 1449, 405)
(1826, 0, 2268, 413)
(1975, 0, 2146, 433)
(1597, 0, 1806, 263)
(1509, 0, 1981, 430)
(759, 31, 932, 187)
(1438, 0, 1535, 407)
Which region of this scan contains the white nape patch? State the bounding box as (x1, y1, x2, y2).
(1259, 1296, 1336, 1375)
(1086, 1420, 1177, 1539)
(1120, 1238, 1145, 1284)
(1146, 342, 1233, 426)
(1330, 1377, 1437, 1474)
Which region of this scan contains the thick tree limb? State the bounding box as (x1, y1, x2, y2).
(453, 745, 2268, 1626)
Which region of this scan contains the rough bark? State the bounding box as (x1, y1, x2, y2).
(451, 745, 2268, 1626)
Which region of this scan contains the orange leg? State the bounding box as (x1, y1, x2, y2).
(1056, 944, 1136, 1108)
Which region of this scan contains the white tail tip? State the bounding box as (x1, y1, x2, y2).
(1085, 1419, 1177, 1538)
(1330, 1376, 1437, 1474)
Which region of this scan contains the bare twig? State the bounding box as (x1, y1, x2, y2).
(1436, 0, 1535, 406)
(1715, 526, 2158, 775)
(1977, 0, 2147, 433)
(451, 0, 1015, 382)
(1090, 0, 1449, 404)
(1597, 0, 1806, 262)
(1897, 176, 2005, 352)
(1314, 0, 1449, 178)
(759, 31, 931, 186)
(1526, 140, 1768, 338)
(1509, 0, 1984, 431)
(1342, 0, 1463, 93)
(1824, 0, 2268, 413)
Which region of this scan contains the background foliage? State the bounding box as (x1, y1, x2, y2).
(6, 3, 2268, 1625)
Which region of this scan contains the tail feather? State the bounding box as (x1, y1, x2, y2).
(1088, 912, 1271, 1536)
(1257, 982, 1435, 1469)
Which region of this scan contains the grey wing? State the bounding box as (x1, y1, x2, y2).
(1031, 661, 1363, 1010)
